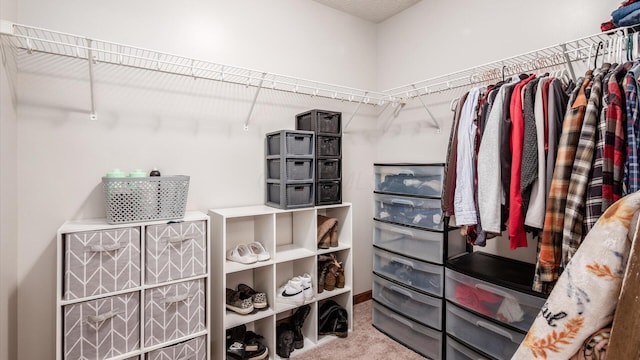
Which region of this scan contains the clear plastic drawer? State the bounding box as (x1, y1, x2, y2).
(374, 193, 443, 231)
(374, 164, 443, 197)
(446, 336, 490, 360)
(372, 301, 442, 359)
(373, 274, 442, 330)
(446, 302, 524, 360)
(445, 268, 545, 332)
(373, 220, 444, 264)
(373, 247, 443, 297)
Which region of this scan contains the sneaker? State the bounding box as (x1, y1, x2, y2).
(244, 330, 269, 360)
(226, 324, 246, 360)
(292, 273, 313, 303)
(226, 288, 254, 315)
(276, 279, 305, 306)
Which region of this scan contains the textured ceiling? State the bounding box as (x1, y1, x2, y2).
(313, 0, 422, 23)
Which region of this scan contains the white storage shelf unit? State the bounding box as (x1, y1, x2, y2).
(56, 211, 210, 360)
(210, 203, 353, 360)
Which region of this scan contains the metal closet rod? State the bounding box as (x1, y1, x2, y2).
(384, 25, 639, 99)
(0, 21, 392, 105)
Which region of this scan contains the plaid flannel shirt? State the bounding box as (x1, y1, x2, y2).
(561, 64, 610, 269)
(533, 75, 590, 289)
(585, 62, 632, 232)
(624, 65, 640, 194)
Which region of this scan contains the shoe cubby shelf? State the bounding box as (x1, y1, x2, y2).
(56, 211, 211, 360)
(210, 203, 353, 360)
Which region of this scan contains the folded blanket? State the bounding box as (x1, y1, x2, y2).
(513, 191, 640, 359)
(612, 1, 640, 22)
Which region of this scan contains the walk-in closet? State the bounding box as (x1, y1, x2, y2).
(2, 0, 639, 359)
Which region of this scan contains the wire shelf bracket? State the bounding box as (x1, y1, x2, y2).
(244, 72, 267, 131)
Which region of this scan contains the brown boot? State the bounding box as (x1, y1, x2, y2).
(336, 263, 345, 289)
(318, 233, 330, 249)
(324, 263, 338, 291)
(329, 223, 339, 247)
(317, 215, 338, 249)
(317, 261, 330, 293)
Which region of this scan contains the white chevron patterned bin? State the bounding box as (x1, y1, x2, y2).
(144, 279, 206, 347)
(146, 335, 207, 360)
(145, 221, 206, 284)
(64, 227, 141, 300)
(63, 292, 140, 359)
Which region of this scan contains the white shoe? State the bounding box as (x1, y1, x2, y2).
(276, 278, 305, 306)
(226, 244, 258, 264)
(293, 273, 313, 303)
(247, 241, 270, 261)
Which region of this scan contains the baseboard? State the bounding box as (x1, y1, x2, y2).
(353, 290, 372, 304)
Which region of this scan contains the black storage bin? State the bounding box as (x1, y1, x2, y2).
(317, 135, 341, 157)
(317, 158, 341, 180)
(296, 109, 342, 135)
(316, 180, 341, 205)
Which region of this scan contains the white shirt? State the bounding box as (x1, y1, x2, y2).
(454, 87, 482, 225)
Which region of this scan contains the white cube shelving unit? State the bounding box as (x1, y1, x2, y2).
(210, 203, 353, 360)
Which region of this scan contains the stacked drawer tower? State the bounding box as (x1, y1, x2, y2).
(265, 129, 316, 209)
(371, 163, 465, 359)
(296, 109, 342, 205)
(444, 253, 546, 359)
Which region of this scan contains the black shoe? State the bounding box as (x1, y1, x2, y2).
(226, 324, 246, 360)
(244, 330, 269, 360)
(291, 305, 311, 349)
(276, 323, 295, 358)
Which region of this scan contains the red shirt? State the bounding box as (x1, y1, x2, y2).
(508, 75, 536, 249)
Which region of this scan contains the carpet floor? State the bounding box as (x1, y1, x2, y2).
(294, 300, 426, 359)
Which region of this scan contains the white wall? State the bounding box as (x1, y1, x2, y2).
(13, 1, 378, 359)
(0, 0, 19, 359)
(375, 0, 621, 263)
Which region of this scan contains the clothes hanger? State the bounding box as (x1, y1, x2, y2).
(593, 41, 604, 70)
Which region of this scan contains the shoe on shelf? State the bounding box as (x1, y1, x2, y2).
(317, 215, 338, 249)
(226, 288, 254, 315)
(292, 273, 313, 303)
(247, 241, 270, 261)
(243, 331, 269, 360)
(276, 278, 305, 306)
(276, 323, 295, 358)
(336, 264, 345, 289)
(226, 244, 258, 264)
(291, 304, 311, 349)
(237, 283, 268, 309)
(226, 324, 247, 360)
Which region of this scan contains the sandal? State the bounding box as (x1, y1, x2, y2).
(226, 244, 258, 264)
(226, 288, 254, 314)
(237, 283, 268, 309)
(247, 241, 270, 261)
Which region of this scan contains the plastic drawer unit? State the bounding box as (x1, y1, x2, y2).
(145, 220, 207, 285)
(373, 274, 442, 330)
(317, 158, 341, 180)
(445, 268, 545, 332)
(295, 109, 342, 135)
(374, 163, 444, 197)
(372, 301, 442, 360)
(63, 227, 141, 300)
(373, 247, 443, 297)
(446, 302, 524, 360)
(374, 193, 444, 231)
(266, 130, 315, 157)
(373, 219, 444, 265)
(446, 336, 491, 360)
(266, 158, 314, 181)
(146, 335, 207, 360)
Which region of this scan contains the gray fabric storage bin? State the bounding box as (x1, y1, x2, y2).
(64, 227, 141, 300)
(146, 221, 207, 285)
(63, 292, 140, 359)
(144, 279, 206, 347)
(146, 335, 207, 360)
